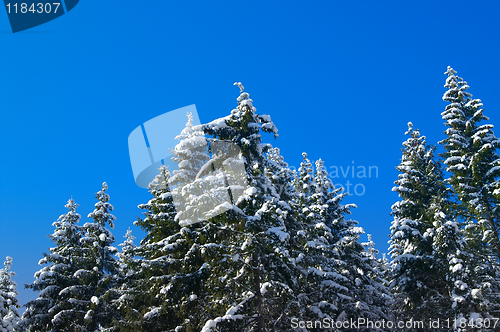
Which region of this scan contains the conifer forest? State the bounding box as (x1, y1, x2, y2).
(2, 67, 500, 331)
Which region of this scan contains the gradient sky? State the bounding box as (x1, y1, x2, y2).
(1, 0, 500, 308)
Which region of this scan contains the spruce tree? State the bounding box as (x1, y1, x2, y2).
(111, 228, 138, 331)
(79, 182, 120, 331)
(441, 66, 500, 258)
(169, 112, 212, 226)
(429, 200, 485, 325)
(187, 83, 300, 331)
(389, 122, 450, 324)
(295, 156, 390, 326)
(19, 199, 86, 332)
(130, 165, 205, 331)
(0, 257, 20, 332)
(116, 229, 137, 280)
(363, 234, 391, 284)
(440, 66, 500, 321)
(265, 147, 296, 203)
(292, 153, 347, 322)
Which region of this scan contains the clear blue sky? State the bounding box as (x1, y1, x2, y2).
(1, 0, 500, 308)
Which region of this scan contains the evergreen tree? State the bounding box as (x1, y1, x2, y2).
(363, 234, 391, 283)
(265, 147, 296, 203)
(19, 199, 86, 332)
(441, 66, 500, 258)
(130, 165, 208, 331)
(429, 200, 486, 326)
(292, 153, 346, 323)
(79, 182, 120, 331)
(0, 257, 20, 332)
(389, 122, 451, 324)
(111, 228, 138, 331)
(440, 66, 500, 321)
(197, 83, 309, 332)
(295, 157, 390, 327)
(116, 229, 137, 279)
(169, 112, 213, 226)
(295, 152, 316, 206)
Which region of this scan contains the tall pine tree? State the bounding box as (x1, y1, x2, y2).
(0, 257, 20, 332)
(440, 66, 500, 321)
(19, 199, 86, 332)
(295, 156, 390, 326)
(389, 122, 451, 324)
(196, 83, 299, 331)
(130, 165, 207, 331)
(441, 66, 500, 259)
(79, 182, 120, 331)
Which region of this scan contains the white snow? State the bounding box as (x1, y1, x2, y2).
(266, 226, 289, 242)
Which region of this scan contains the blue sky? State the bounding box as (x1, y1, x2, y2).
(1, 0, 500, 307)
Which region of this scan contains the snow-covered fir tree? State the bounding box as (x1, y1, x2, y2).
(79, 182, 120, 331)
(264, 147, 297, 203)
(389, 122, 454, 324)
(428, 199, 487, 327)
(133, 83, 300, 331)
(116, 228, 137, 278)
(362, 234, 391, 283)
(196, 83, 308, 332)
(169, 112, 213, 226)
(129, 165, 208, 331)
(292, 153, 347, 323)
(19, 198, 87, 331)
(111, 228, 139, 331)
(441, 67, 500, 259)
(294, 156, 390, 328)
(440, 67, 500, 321)
(295, 152, 315, 204)
(0, 257, 20, 332)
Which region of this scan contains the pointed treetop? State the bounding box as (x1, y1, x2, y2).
(405, 122, 414, 135)
(234, 81, 244, 93)
(174, 112, 199, 142)
(3, 256, 13, 272)
(148, 164, 171, 193)
(119, 228, 136, 251)
(404, 122, 422, 139)
(443, 67, 472, 102)
(88, 182, 115, 229)
(185, 112, 193, 128)
(65, 198, 79, 214)
(315, 158, 324, 171)
(232, 81, 258, 114)
(96, 182, 110, 203)
(124, 228, 135, 242)
(445, 66, 457, 76)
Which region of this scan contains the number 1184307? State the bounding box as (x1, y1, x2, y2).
(6, 3, 61, 14)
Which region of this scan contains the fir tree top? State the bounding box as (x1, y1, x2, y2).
(87, 182, 115, 229)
